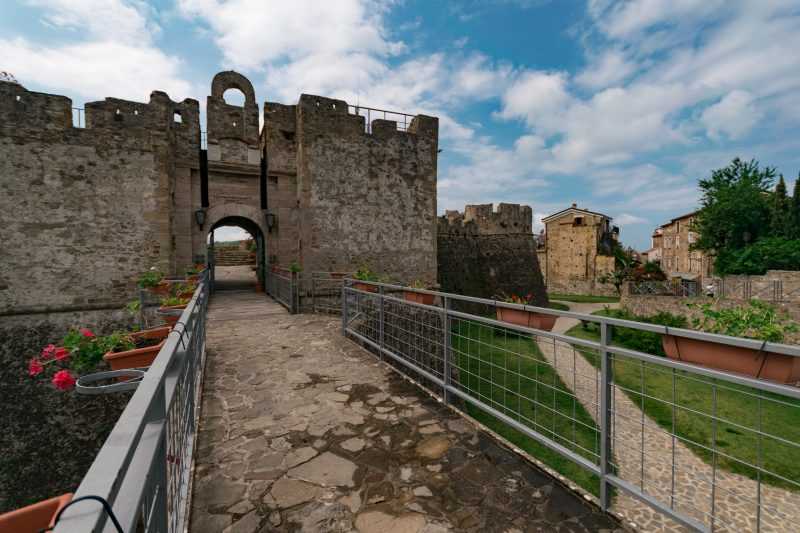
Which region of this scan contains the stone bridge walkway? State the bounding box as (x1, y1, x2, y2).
(189, 291, 622, 532)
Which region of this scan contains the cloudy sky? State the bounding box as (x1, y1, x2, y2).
(3, 0, 800, 248)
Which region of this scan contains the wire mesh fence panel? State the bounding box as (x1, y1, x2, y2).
(298, 273, 346, 314)
(342, 281, 800, 533)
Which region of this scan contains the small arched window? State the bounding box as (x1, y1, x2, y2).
(222, 88, 246, 106)
(173, 111, 183, 124)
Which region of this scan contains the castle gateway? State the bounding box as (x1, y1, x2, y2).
(0, 72, 438, 320)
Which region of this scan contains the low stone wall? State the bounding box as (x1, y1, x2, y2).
(0, 309, 134, 512)
(621, 294, 800, 344)
(546, 277, 617, 297)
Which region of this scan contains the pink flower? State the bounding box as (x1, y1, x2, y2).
(54, 347, 70, 361)
(52, 370, 77, 391)
(41, 344, 56, 360)
(28, 358, 44, 377)
(80, 328, 95, 338)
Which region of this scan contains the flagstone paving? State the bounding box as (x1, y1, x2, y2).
(189, 291, 622, 532)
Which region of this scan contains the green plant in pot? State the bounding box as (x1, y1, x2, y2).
(102, 327, 171, 372)
(403, 279, 436, 305)
(661, 300, 800, 383)
(353, 265, 380, 293)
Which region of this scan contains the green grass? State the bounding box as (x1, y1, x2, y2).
(548, 301, 570, 311)
(549, 293, 620, 303)
(566, 311, 800, 491)
(451, 319, 604, 496)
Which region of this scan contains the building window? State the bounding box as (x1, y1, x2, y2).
(573, 216, 584, 226)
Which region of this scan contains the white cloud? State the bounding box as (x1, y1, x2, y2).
(497, 71, 570, 130)
(701, 90, 763, 141)
(575, 48, 636, 89)
(614, 213, 647, 226)
(178, 0, 403, 71)
(7, 1, 191, 102)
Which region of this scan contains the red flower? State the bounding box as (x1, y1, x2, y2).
(80, 328, 95, 338)
(52, 370, 77, 391)
(41, 344, 56, 360)
(54, 347, 70, 361)
(28, 358, 44, 377)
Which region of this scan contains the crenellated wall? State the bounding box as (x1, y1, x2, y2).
(437, 204, 548, 305)
(262, 94, 439, 283)
(0, 80, 200, 317)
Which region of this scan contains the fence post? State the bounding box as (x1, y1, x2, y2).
(442, 296, 451, 405)
(151, 382, 170, 532)
(599, 321, 613, 511)
(341, 281, 348, 336)
(290, 271, 298, 314)
(378, 285, 385, 361)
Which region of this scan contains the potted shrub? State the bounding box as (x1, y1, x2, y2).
(186, 263, 205, 282)
(353, 265, 380, 293)
(157, 296, 190, 326)
(0, 493, 72, 531)
(404, 280, 436, 305)
(662, 300, 799, 383)
(27, 328, 109, 392)
(495, 293, 557, 332)
(138, 268, 169, 295)
(103, 327, 171, 371)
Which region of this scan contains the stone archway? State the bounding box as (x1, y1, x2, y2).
(204, 203, 267, 291)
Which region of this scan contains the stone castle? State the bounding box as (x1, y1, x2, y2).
(0, 71, 438, 321)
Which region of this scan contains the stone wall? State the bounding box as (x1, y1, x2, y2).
(437, 211, 548, 307)
(263, 94, 439, 283)
(446, 203, 533, 235)
(0, 80, 199, 316)
(0, 311, 134, 512)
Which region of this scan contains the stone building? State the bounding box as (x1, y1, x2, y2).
(651, 211, 712, 279)
(0, 71, 439, 323)
(538, 204, 618, 296)
(437, 204, 548, 307)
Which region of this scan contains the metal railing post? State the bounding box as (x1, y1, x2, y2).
(442, 296, 451, 405)
(138, 288, 146, 330)
(599, 321, 613, 510)
(312, 275, 316, 313)
(151, 382, 170, 532)
(341, 281, 348, 335)
(378, 285, 385, 361)
(290, 271, 298, 314)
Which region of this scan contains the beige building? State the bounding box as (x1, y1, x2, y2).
(538, 204, 618, 296)
(652, 212, 713, 279)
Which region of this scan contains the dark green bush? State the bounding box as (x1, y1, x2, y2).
(715, 237, 800, 275)
(584, 308, 687, 356)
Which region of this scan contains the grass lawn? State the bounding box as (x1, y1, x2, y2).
(549, 293, 620, 304)
(450, 319, 603, 496)
(548, 301, 570, 311)
(565, 311, 800, 491)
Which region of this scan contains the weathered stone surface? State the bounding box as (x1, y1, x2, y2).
(340, 437, 367, 453)
(288, 452, 357, 488)
(355, 511, 426, 533)
(223, 509, 261, 533)
(268, 478, 321, 509)
(416, 436, 451, 460)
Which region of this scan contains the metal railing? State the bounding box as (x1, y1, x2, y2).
(267, 267, 295, 312)
(341, 280, 800, 532)
(53, 272, 210, 533)
(266, 269, 348, 314)
(348, 105, 416, 133)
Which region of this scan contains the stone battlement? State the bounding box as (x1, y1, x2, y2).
(439, 203, 532, 235)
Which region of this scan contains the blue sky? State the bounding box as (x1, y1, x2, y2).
(3, 0, 800, 249)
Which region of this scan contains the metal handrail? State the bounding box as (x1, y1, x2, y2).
(53, 271, 210, 533)
(341, 279, 800, 532)
(348, 104, 416, 133)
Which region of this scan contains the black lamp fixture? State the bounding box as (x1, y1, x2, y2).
(265, 211, 276, 229)
(195, 208, 206, 228)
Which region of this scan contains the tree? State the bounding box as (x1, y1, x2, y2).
(692, 158, 775, 257)
(599, 246, 637, 295)
(771, 175, 791, 237)
(792, 175, 800, 239)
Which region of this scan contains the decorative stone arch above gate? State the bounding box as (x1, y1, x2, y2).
(205, 203, 267, 243)
(211, 71, 257, 107)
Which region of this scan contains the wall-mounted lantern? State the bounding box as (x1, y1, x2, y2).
(195, 208, 207, 228)
(265, 212, 276, 229)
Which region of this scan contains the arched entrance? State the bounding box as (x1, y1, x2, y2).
(207, 215, 265, 292)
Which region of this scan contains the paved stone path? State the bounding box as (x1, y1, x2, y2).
(189, 291, 622, 532)
(542, 302, 800, 532)
(215, 265, 258, 291)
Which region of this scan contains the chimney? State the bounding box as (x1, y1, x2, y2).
(571, 203, 577, 208)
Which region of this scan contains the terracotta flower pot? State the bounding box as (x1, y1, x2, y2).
(148, 281, 171, 296)
(496, 307, 557, 332)
(353, 282, 378, 293)
(0, 493, 72, 532)
(404, 291, 435, 305)
(157, 304, 186, 326)
(103, 326, 171, 371)
(662, 335, 800, 384)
